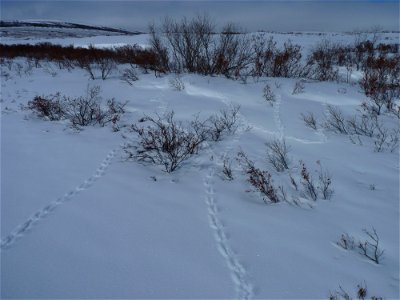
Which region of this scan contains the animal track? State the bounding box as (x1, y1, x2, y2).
(202, 114, 254, 299)
(203, 166, 254, 300)
(0, 148, 119, 250)
(273, 94, 284, 139)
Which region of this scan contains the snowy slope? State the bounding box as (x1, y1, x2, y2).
(1, 38, 399, 298)
(0, 20, 141, 41)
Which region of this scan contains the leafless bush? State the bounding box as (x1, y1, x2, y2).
(150, 16, 253, 77)
(206, 104, 240, 141)
(213, 23, 253, 79)
(301, 112, 318, 130)
(27, 94, 64, 120)
(292, 80, 305, 94)
(258, 39, 303, 78)
(306, 40, 339, 81)
(360, 55, 400, 115)
(42, 61, 58, 77)
(222, 158, 234, 180)
(338, 228, 385, 265)
(103, 98, 127, 128)
(121, 65, 139, 85)
(0, 58, 13, 70)
(63, 86, 104, 126)
(97, 57, 116, 80)
(329, 281, 382, 300)
(289, 174, 298, 191)
(337, 233, 356, 250)
(263, 84, 276, 105)
(13, 62, 23, 76)
(373, 123, 399, 153)
(169, 75, 185, 91)
(265, 138, 291, 172)
(148, 23, 170, 74)
(128, 111, 207, 172)
(28, 86, 126, 127)
(237, 151, 280, 204)
(161, 15, 215, 73)
(23, 58, 34, 75)
(346, 114, 376, 137)
(356, 282, 368, 300)
(324, 105, 348, 134)
(316, 160, 333, 200)
(299, 161, 318, 201)
(358, 227, 384, 264)
(75, 56, 96, 80)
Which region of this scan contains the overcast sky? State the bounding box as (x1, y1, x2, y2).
(1, 1, 399, 32)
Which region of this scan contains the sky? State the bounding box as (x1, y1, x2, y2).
(1, 1, 399, 32)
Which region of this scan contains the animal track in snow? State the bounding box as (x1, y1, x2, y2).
(202, 116, 254, 299)
(0, 148, 119, 250)
(273, 94, 284, 139)
(203, 166, 254, 300)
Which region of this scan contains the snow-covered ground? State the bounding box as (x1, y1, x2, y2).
(1, 33, 399, 299)
(2, 29, 399, 52)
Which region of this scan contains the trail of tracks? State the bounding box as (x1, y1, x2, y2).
(203, 164, 254, 299)
(200, 90, 254, 299)
(1, 148, 119, 250)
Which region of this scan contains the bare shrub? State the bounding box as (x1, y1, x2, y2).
(128, 111, 207, 172)
(301, 112, 318, 130)
(212, 23, 253, 79)
(149, 16, 253, 77)
(161, 15, 215, 73)
(75, 55, 96, 80)
(207, 104, 240, 141)
(97, 57, 116, 80)
(356, 282, 368, 300)
(270, 40, 303, 78)
(306, 40, 339, 81)
(373, 124, 399, 153)
(263, 84, 276, 105)
(338, 228, 385, 265)
(346, 114, 376, 137)
(289, 174, 298, 191)
(316, 160, 333, 200)
(337, 233, 356, 250)
(330, 281, 382, 300)
(222, 158, 234, 180)
(265, 138, 291, 172)
(292, 80, 305, 94)
(169, 75, 185, 91)
(121, 65, 139, 85)
(63, 86, 104, 126)
(299, 161, 318, 201)
(148, 23, 170, 74)
(237, 151, 279, 204)
(103, 98, 127, 128)
(324, 105, 348, 134)
(358, 227, 384, 264)
(27, 94, 64, 121)
(29, 86, 126, 127)
(360, 55, 400, 115)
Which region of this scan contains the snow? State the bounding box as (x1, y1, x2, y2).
(1, 33, 399, 299)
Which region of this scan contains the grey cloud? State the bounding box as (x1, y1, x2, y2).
(1, 1, 398, 32)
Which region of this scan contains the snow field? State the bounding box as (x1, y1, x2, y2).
(1, 55, 398, 298)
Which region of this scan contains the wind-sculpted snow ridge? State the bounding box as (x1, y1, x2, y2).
(0, 147, 120, 250)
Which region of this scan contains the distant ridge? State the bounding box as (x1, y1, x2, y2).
(0, 20, 143, 35)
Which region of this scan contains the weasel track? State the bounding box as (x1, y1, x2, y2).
(1, 148, 119, 250)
